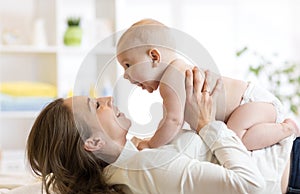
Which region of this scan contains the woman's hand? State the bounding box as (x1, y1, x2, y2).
(184, 67, 221, 133)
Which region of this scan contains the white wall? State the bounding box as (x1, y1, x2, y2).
(116, 0, 300, 79)
(114, 0, 300, 130)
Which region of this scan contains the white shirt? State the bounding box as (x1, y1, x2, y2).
(104, 121, 294, 194)
(8, 121, 293, 194)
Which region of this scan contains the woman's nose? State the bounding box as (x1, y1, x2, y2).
(104, 96, 113, 107)
(96, 96, 113, 107)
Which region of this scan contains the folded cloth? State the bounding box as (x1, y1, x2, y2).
(0, 94, 53, 111)
(5, 182, 42, 194)
(0, 82, 57, 97)
(0, 188, 10, 194)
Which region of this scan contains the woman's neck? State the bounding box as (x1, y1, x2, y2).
(100, 141, 124, 164)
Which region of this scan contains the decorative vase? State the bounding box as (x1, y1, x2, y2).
(32, 18, 48, 47)
(63, 26, 82, 46)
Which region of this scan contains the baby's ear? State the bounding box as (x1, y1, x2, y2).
(84, 137, 105, 152)
(148, 48, 161, 67)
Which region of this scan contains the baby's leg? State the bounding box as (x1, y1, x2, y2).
(226, 102, 293, 150)
(284, 118, 300, 137)
(241, 120, 296, 150)
(227, 102, 277, 139)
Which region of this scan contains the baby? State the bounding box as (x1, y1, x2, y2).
(117, 19, 299, 151)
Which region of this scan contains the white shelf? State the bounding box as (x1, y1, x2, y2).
(0, 111, 39, 119)
(0, 45, 116, 55)
(56, 46, 115, 55)
(0, 0, 117, 153)
(93, 46, 116, 55)
(0, 45, 57, 54)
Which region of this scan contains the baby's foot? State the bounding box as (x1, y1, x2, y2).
(283, 118, 300, 137)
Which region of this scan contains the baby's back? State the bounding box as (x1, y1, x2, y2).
(161, 59, 248, 124)
(221, 77, 248, 122)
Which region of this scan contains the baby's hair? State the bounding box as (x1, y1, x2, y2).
(117, 18, 176, 54)
(131, 18, 165, 27)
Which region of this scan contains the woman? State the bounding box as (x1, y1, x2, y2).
(10, 68, 296, 194)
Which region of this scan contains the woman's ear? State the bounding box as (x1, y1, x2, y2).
(84, 137, 105, 152)
(148, 48, 161, 67)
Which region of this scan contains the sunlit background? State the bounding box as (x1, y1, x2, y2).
(0, 0, 299, 189)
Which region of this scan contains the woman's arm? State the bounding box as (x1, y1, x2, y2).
(174, 121, 265, 194)
(181, 67, 265, 193)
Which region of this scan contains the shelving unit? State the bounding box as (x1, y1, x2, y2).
(0, 1, 118, 184)
(0, 111, 39, 119)
(0, 45, 57, 53)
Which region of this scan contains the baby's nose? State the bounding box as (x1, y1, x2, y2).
(124, 73, 136, 84)
(123, 73, 129, 80)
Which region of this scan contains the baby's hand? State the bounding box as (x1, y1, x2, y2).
(137, 140, 150, 150)
(131, 136, 143, 147)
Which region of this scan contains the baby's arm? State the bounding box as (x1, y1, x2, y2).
(137, 65, 186, 150)
(139, 82, 184, 150)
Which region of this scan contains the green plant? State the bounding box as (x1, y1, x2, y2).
(67, 17, 81, 26)
(236, 47, 300, 115)
(64, 17, 82, 46)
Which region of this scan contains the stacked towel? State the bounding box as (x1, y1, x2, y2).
(0, 82, 57, 111)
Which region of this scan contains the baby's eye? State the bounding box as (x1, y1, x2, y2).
(96, 101, 100, 109)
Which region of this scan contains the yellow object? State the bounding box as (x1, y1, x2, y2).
(0, 81, 57, 97)
(89, 85, 97, 98)
(67, 89, 74, 97)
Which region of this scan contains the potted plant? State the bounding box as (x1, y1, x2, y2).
(236, 47, 300, 116)
(63, 17, 82, 46)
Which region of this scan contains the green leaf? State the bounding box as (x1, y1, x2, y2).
(236, 47, 248, 57)
(276, 80, 281, 86)
(289, 78, 295, 83)
(242, 47, 300, 116)
(67, 17, 81, 26)
(291, 105, 298, 115)
(282, 65, 295, 73)
(249, 65, 263, 76)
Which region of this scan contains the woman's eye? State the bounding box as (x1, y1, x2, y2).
(96, 102, 100, 109)
(125, 63, 130, 68)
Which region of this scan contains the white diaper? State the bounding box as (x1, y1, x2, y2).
(240, 82, 284, 123)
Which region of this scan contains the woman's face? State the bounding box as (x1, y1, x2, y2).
(64, 96, 131, 145)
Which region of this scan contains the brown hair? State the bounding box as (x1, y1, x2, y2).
(27, 98, 125, 194)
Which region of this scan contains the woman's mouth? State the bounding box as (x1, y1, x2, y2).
(114, 107, 121, 117)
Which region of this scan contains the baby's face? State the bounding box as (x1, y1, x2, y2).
(117, 48, 166, 93)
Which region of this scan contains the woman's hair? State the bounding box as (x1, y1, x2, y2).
(27, 98, 125, 194)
